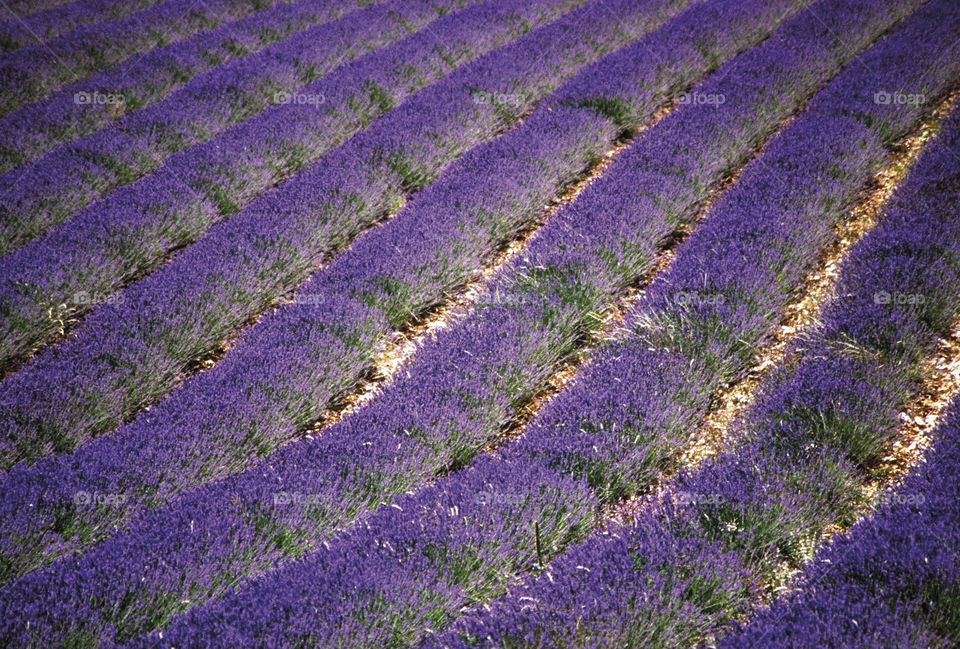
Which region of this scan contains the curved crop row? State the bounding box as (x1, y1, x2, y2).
(426, 23, 960, 646)
(0, 0, 291, 116)
(0, 0, 681, 470)
(722, 408, 960, 647)
(0, 0, 811, 583)
(715, 105, 960, 649)
(0, 0, 584, 372)
(95, 3, 960, 646)
(0, 0, 77, 24)
(0, 0, 382, 174)
(0, 0, 922, 644)
(0, 0, 164, 51)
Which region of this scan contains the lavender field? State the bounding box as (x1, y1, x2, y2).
(0, 0, 958, 647)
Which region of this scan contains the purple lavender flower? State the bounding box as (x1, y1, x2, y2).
(428, 16, 960, 644)
(0, 0, 275, 114)
(3, 0, 952, 646)
(0, 0, 383, 173)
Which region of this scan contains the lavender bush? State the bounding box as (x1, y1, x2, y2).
(0, 0, 288, 115)
(0, 0, 167, 51)
(716, 100, 960, 649)
(103, 2, 960, 646)
(427, 16, 960, 644)
(0, 0, 82, 29)
(0, 0, 588, 370)
(0, 0, 479, 245)
(0, 0, 383, 173)
(0, 0, 685, 467)
(0, 0, 823, 584)
(1, 0, 957, 646)
(1, 0, 940, 644)
(718, 403, 960, 648)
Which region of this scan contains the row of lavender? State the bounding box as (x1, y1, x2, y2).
(0, 0, 480, 255)
(0, 0, 77, 30)
(722, 401, 960, 648)
(0, 0, 164, 51)
(714, 101, 960, 649)
(427, 43, 960, 649)
(0, 0, 586, 374)
(0, 0, 298, 116)
(123, 4, 960, 646)
(0, 0, 816, 584)
(0, 0, 381, 173)
(0, 0, 940, 645)
(0, 0, 683, 468)
(0, 0, 487, 239)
